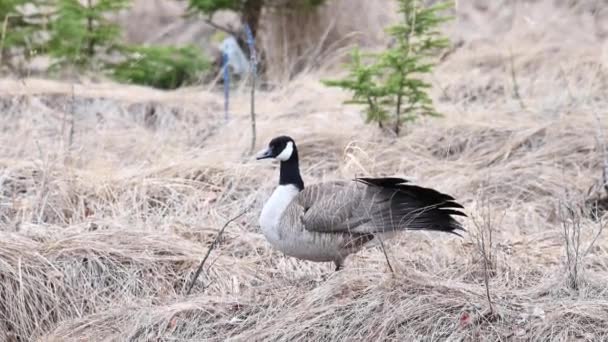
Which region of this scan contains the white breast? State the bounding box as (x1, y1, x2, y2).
(259, 184, 300, 242)
(259, 184, 378, 262)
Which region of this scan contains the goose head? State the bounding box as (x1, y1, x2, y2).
(256, 135, 304, 190)
(256, 135, 297, 162)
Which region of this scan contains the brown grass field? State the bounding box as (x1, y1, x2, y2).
(2, 0, 608, 341)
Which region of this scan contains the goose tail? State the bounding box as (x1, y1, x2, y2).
(355, 177, 466, 236)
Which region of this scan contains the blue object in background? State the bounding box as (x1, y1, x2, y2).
(220, 36, 249, 76)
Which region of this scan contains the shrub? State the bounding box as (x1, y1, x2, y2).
(48, 0, 129, 68)
(323, 0, 452, 135)
(0, 0, 50, 67)
(47, 0, 210, 89)
(111, 45, 210, 90)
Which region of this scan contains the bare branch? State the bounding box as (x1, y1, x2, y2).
(245, 24, 258, 155)
(0, 15, 10, 66)
(509, 47, 525, 110)
(583, 214, 606, 258)
(185, 204, 253, 295)
(181, 10, 240, 37)
(69, 84, 75, 150)
(471, 191, 498, 315)
(592, 112, 608, 193)
(204, 13, 239, 38)
(376, 234, 394, 273)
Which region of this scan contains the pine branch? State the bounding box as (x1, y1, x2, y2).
(322, 0, 453, 133)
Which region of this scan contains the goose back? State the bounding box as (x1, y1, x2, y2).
(280, 177, 465, 235)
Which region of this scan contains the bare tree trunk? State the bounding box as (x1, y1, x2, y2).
(86, 0, 95, 57)
(249, 70, 256, 154)
(241, 0, 264, 73)
(242, 0, 264, 39)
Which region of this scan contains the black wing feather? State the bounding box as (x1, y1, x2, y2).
(355, 177, 466, 235)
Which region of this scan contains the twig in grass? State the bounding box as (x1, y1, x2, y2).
(586, 112, 608, 217)
(560, 193, 606, 290)
(560, 197, 584, 290)
(69, 84, 76, 151)
(592, 112, 608, 194)
(509, 48, 525, 110)
(375, 234, 394, 273)
(34, 141, 51, 224)
(185, 205, 252, 295)
(471, 192, 502, 316)
(558, 64, 575, 103)
(583, 214, 605, 258)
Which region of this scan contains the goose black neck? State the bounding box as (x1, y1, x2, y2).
(279, 149, 304, 191)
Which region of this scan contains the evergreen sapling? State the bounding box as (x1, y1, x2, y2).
(324, 0, 453, 135)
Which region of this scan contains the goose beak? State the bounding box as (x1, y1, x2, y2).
(255, 147, 273, 160)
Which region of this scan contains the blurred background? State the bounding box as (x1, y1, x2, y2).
(2, 0, 606, 86)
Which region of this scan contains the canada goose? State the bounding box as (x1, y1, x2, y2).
(256, 135, 465, 271)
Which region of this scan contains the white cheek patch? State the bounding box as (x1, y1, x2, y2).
(275, 141, 294, 161)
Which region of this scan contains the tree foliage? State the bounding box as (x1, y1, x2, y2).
(0, 0, 51, 65)
(189, 0, 242, 13)
(48, 0, 129, 67)
(0, 0, 210, 89)
(111, 45, 210, 89)
(324, 0, 453, 135)
(1, 0, 33, 50)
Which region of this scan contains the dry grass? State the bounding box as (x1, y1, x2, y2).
(1, 0, 608, 341)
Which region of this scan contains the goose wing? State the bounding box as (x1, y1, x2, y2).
(293, 180, 374, 233)
(293, 178, 465, 235)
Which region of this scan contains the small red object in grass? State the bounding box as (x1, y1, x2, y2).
(459, 312, 471, 328)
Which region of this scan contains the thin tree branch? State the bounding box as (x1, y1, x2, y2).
(471, 193, 495, 315)
(509, 47, 526, 110)
(185, 204, 252, 295)
(592, 112, 608, 194)
(245, 24, 258, 155)
(395, 92, 402, 135)
(181, 10, 240, 37)
(0, 14, 10, 66)
(249, 72, 257, 154)
(583, 216, 605, 258)
(204, 13, 239, 38)
(86, 0, 95, 57)
(69, 84, 75, 150)
(376, 234, 394, 273)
